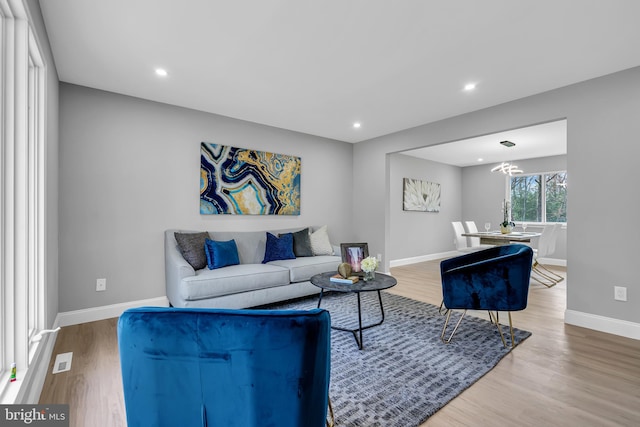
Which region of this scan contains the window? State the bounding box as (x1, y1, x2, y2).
(510, 171, 567, 223)
(0, 0, 47, 403)
(27, 31, 46, 362)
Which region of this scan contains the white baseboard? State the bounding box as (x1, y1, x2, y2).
(565, 309, 640, 340)
(54, 296, 170, 328)
(390, 251, 458, 268)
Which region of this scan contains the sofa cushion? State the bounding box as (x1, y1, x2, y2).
(181, 264, 291, 301)
(174, 232, 209, 270)
(268, 255, 342, 283)
(287, 228, 313, 257)
(205, 239, 240, 270)
(310, 225, 333, 255)
(263, 232, 296, 263)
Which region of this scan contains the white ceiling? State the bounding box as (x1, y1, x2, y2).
(402, 119, 567, 167)
(40, 1, 640, 144)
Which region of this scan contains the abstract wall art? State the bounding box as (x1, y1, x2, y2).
(200, 142, 301, 215)
(403, 178, 441, 212)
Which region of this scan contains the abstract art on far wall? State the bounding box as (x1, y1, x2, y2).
(200, 142, 301, 215)
(403, 178, 441, 212)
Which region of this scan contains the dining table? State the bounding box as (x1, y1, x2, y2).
(462, 231, 541, 246)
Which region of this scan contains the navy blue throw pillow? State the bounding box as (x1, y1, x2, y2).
(205, 239, 240, 270)
(262, 232, 296, 263)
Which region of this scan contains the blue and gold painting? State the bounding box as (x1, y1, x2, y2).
(200, 143, 301, 215)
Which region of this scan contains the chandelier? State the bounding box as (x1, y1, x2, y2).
(491, 162, 523, 176)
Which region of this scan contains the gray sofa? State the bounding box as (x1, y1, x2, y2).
(165, 227, 342, 308)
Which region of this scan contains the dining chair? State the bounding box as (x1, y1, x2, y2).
(464, 221, 494, 249)
(451, 221, 483, 253)
(531, 223, 564, 287)
(440, 244, 534, 348)
(118, 306, 333, 427)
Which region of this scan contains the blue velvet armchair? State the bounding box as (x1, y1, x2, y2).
(440, 244, 533, 347)
(118, 307, 332, 427)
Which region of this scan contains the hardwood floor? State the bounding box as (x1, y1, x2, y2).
(391, 261, 640, 427)
(39, 318, 125, 427)
(39, 260, 640, 427)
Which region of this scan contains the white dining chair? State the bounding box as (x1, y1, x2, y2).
(464, 221, 494, 249)
(531, 223, 564, 287)
(451, 221, 484, 254)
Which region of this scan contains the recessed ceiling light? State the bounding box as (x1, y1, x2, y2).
(463, 83, 476, 91)
(155, 68, 168, 77)
(353, 122, 361, 129)
(477, 158, 484, 162)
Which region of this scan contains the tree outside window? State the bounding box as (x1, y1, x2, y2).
(510, 171, 567, 223)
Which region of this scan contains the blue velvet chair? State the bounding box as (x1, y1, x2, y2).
(440, 244, 533, 347)
(118, 307, 332, 427)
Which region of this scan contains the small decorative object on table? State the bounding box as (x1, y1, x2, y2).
(330, 274, 359, 284)
(500, 200, 515, 234)
(331, 262, 359, 284)
(337, 262, 352, 278)
(361, 256, 379, 281)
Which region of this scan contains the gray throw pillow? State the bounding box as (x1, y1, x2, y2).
(281, 228, 313, 257)
(174, 232, 209, 270)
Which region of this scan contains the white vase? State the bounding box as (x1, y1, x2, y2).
(500, 224, 512, 234)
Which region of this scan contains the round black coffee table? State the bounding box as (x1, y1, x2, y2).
(310, 271, 397, 350)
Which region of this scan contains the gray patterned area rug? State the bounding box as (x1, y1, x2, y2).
(268, 291, 531, 427)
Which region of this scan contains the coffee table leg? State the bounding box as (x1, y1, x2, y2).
(376, 290, 385, 324)
(317, 289, 324, 309)
(351, 291, 385, 350)
(356, 292, 363, 350)
(327, 290, 387, 350)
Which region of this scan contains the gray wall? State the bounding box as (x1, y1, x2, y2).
(58, 84, 354, 312)
(389, 153, 462, 261)
(26, 0, 59, 328)
(354, 66, 640, 324)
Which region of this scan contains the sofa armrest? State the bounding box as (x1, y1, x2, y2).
(165, 230, 197, 306)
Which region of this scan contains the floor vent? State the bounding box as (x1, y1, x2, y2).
(52, 352, 73, 374)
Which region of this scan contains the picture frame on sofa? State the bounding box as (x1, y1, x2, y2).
(340, 243, 369, 276)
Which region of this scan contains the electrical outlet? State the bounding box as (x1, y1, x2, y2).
(96, 278, 106, 292)
(614, 286, 627, 302)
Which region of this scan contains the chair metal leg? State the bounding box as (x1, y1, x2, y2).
(531, 269, 557, 287)
(441, 309, 466, 344)
(488, 310, 499, 324)
(326, 396, 335, 427)
(535, 260, 565, 281)
(438, 300, 449, 316)
(508, 312, 515, 347)
(488, 311, 518, 348)
(531, 259, 564, 288)
(443, 310, 519, 348)
(488, 311, 507, 347)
